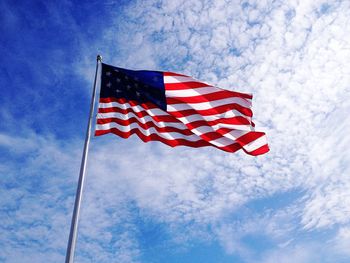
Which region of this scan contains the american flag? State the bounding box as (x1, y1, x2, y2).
(95, 63, 269, 156)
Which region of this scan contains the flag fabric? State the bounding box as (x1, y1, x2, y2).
(95, 63, 269, 156)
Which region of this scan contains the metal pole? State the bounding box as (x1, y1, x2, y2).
(65, 55, 102, 263)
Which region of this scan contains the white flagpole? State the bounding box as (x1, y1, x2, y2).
(65, 55, 102, 263)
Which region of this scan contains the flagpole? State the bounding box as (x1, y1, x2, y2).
(65, 55, 102, 263)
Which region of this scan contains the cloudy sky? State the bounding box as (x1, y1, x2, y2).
(1, 0, 350, 262)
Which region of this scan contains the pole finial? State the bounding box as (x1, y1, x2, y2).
(97, 54, 102, 62)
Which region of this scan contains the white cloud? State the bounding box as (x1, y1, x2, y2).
(302, 100, 350, 229)
(0, 131, 81, 262)
(333, 227, 350, 256)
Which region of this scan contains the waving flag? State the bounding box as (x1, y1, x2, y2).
(95, 63, 269, 156)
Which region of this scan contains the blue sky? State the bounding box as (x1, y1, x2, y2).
(1, 0, 350, 262)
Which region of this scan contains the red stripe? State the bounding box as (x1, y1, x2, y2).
(212, 128, 269, 155)
(167, 90, 251, 104)
(218, 133, 269, 156)
(168, 104, 253, 118)
(214, 128, 265, 146)
(99, 109, 250, 128)
(95, 128, 247, 153)
(97, 117, 193, 136)
(248, 144, 270, 156)
(216, 142, 242, 153)
(99, 97, 160, 110)
(198, 131, 231, 141)
(165, 82, 211, 90)
(235, 131, 265, 146)
(95, 128, 210, 148)
(163, 71, 188, 77)
(98, 106, 180, 123)
(165, 83, 252, 99)
(185, 117, 252, 129)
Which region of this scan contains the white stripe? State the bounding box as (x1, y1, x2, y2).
(163, 76, 201, 84)
(241, 134, 268, 152)
(99, 101, 251, 124)
(97, 112, 187, 130)
(202, 123, 252, 131)
(96, 122, 202, 142)
(182, 125, 248, 148)
(98, 101, 166, 116)
(208, 138, 236, 147)
(220, 130, 249, 140)
(166, 86, 252, 102)
(178, 114, 253, 131)
(98, 112, 252, 132)
(196, 132, 241, 148)
(165, 86, 216, 96)
(217, 130, 266, 152)
(190, 124, 252, 134)
(177, 109, 252, 123)
(209, 132, 249, 148)
(167, 97, 252, 111)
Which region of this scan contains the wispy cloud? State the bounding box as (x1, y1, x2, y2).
(0, 129, 81, 262)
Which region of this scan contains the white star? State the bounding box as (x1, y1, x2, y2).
(126, 85, 131, 90)
(116, 78, 121, 82)
(106, 82, 112, 88)
(106, 71, 111, 76)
